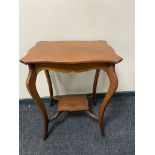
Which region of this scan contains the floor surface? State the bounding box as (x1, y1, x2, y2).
(19, 94, 135, 155)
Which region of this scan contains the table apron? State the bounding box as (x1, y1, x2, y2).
(34, 63, 111, 73)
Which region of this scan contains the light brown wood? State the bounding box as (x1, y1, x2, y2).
(98, 64, 118, 136)
(20, 41, 122, 65)
(93, 69, 100, 105)
(20, 40, 122, 140)
(35, 62, 109, 73)
(58, 95, 89, 111)
(44, 70, 54, 107)
(26, 65, 49, 140)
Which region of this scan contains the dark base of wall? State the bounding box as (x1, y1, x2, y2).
(19, 91, 135, 105)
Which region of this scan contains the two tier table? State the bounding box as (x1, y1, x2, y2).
(20, 40, 123, 140)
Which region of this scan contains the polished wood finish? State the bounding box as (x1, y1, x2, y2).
(44, 70, 54, 106)
(35, 62, 109, 73)
(21, 40, 122, 140)
(20, 41, 122, 64)
(58, 95, 89, 111)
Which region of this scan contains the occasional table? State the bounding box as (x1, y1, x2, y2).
(20, 40, 122, 140)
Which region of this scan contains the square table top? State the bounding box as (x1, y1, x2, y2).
(20, 40, 122, 65)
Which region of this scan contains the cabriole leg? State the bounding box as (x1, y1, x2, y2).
(26, 65, 49, 140)
(98, 64, 118, 136)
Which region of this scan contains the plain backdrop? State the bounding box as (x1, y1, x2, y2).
(19, 0, 134, 98)
(2, 1, 155, 155)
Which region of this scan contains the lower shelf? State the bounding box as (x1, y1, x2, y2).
(57, 95, 89, 111)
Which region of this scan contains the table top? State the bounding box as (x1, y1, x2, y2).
(20, 41, 122, 65)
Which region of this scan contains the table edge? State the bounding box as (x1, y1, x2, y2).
(20, 58, 123, 65)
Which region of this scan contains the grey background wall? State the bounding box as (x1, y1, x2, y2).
(19, 0, 134, 98)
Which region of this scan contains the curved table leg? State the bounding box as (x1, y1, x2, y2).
(44, 70, 54, 107)
(26, 65, 49, 140)
(93, 69, 100, 106)
(98, 64, 118, 136)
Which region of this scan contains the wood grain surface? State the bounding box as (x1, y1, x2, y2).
(20, 41, 122, 64)
(57, 95, 89, 111)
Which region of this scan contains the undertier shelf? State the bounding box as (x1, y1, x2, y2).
(57, 95, 89, 111)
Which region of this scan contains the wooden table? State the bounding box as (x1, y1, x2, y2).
(20, 40, 122, 140)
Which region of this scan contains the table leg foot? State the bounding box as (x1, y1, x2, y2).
(43, 120, 49, 140)
(98, 64, 118, 137)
